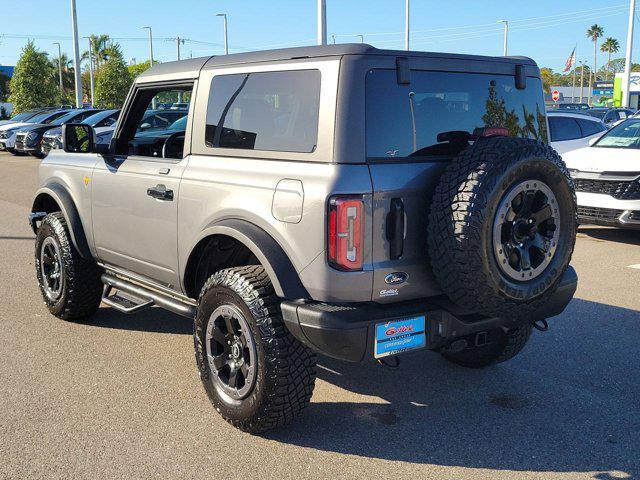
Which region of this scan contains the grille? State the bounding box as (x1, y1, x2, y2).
(574, 178, 640, 200)
(577, 206, 624, 222)
(14, 132, 27, 151)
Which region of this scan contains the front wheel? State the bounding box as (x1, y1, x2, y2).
(35, 212, 103, 320)
(194, 265, 317, 433)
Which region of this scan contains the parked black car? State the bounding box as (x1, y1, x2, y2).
(40, 109, 120, 156)
(1, 109, 71, 154)
(586, 107, 636, 127)
(14, 109, 101, 158)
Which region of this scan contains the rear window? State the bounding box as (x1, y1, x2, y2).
(576, 118, 606, 136)
(366, 70, 548, 160)
(205, 70, 320, 153)
(548, 117, 582, 141)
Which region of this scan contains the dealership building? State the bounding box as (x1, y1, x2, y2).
(612, 72, 640, 109)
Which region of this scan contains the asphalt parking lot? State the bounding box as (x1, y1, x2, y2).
(0, 152, 638, 480)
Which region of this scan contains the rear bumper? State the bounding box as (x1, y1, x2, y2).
(282, 266, 577, 362)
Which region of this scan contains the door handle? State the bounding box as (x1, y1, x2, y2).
(386, 198, 405, 259)
(147, 184, 174, 201)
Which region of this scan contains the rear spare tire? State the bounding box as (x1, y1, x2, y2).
(428, 137, 576, 320)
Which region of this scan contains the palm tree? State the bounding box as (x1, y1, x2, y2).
(81, 34, 112, 71)
(600, 37, 620, 80)
(586, 24, 604, 104)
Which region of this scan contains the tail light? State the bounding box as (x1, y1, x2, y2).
(328, 196, 364, 271)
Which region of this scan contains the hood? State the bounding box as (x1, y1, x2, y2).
(563, 146, 640, 173)
(16, 123, 51, 134)
(0, 122, 29, 132)
(43, 127, 63, 138)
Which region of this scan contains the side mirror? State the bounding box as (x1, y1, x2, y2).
(139, 122, 151, 131)
(588, 136, 600, 147)
(62, 123, 95, 153)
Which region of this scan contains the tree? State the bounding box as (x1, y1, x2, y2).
(82, 34, 110, 67)
(600, 37, 620, 80)
(93, 53, 132, 108)
(0, 72, 10, 102)
(128, 60, 153, 79)
(586, 24, 604, 97)
(540, 67, 554, 94)
(8, 41, 58, 114)
(50, 52, 77, 105)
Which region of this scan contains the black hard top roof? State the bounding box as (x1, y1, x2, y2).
(139, 43, 537, 80)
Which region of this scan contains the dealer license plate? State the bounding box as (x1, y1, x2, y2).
(374, 316, 426, 359)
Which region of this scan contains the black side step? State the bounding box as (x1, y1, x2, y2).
(102, 285, 154, 314)
(101, 273, 196, 319)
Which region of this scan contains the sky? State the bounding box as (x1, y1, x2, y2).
(0, 0, 637, 72)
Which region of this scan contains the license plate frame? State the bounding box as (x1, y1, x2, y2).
(374, 315, 427, 359)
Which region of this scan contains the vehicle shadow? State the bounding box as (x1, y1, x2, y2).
(266, 298, 640, 478)
(578, 226, 640, 246)
(85, 305, 192, 335)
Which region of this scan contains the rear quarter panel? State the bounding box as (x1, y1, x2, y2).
(180, 58, 375, 302)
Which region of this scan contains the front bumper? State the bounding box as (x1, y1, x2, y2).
(282, 266, 578, 362)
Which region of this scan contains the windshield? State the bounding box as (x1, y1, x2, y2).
(9, 111, 39, 122)
(594, 118, 640, 149)
(82, 109, 118, 126)
(27, 111, 60, 124)
(168, 116, 187, 130)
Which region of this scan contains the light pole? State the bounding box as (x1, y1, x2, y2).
(215, 13, 228, 55)
(53, 42, 63, 98)
(571, 47, 578, 103)
(70, 0, 83, 107)
(622, 0, 636, 108)
(405, 0, 410, 51)
(331, 35, 336, 44)
(317, 0, 327, 45)
(86, 37, 95, 106)
(497, 20, 509, 56)
(141, 26, 154, 66)
(357, 34, 364, 44)
(579, 61, 585, 103)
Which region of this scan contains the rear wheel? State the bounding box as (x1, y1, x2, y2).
(442, 324, 533, 368)
(194, 265, 317, 433)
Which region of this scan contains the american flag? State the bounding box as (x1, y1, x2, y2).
(563, 47, 576, 73)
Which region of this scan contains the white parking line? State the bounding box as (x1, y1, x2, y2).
(627, 264, 640, 270)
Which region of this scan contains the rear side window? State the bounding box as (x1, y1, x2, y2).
(366, 69, 548, 160)
(205, 70, 320, 153)
(576, 118, 606, 136)
(548, 117, 582, 141)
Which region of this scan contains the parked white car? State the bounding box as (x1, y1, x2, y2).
(563, 117, 640, 229)
(548, 111, 607, 155)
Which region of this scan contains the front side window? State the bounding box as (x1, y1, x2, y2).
(594, 118, 640, 149)
(205, 70, 321, 153)
(115, 86, 192, 159)
(366, 70, 548, 160)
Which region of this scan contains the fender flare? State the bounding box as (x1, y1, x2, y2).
(31, 184, 92, 260)
(186, 219, 309, 300)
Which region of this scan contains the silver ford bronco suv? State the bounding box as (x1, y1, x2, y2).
(30, 44, 578, 433)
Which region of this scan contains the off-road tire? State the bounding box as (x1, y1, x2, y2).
(35, 212, 103, 320)
(428, 137, 577, 320)
(194, 265, 317, 434)
(442, 324, 533, 368)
